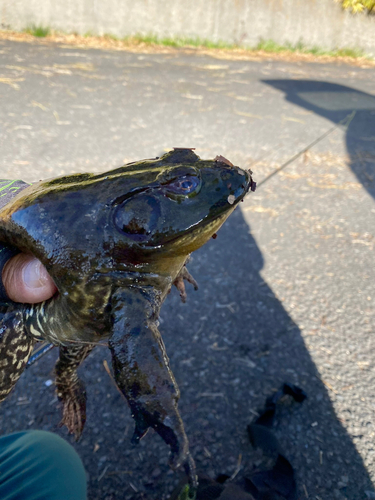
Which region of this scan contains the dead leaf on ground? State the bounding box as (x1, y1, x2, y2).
(0, 77, 24, 89)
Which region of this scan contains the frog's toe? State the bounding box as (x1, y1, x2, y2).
(131, 419, 150, 444)
(57, 380, 87, 440)
(165, 426, 190, 471)
(173, 265, 199, 303)
(184, 453, 198, 493)
(169, 445, 189, 471)
(130, 407, 192, 474)
(171, 452, 198, 496)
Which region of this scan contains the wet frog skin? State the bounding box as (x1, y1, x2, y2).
(0, 149, 255, 487)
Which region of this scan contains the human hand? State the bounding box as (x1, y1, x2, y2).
(2, 253, 57, 303)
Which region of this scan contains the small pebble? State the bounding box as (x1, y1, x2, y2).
(152, 467, 161, 478)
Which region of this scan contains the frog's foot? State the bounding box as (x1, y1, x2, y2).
(170, 448, 198, 496)
(184, 453, 198, 495)
(130, 409, 190, 467)
(131, 408, 197, 491)
(57, 379, 87, 440)
(55, 345, 94, 440)
(173, 451, 198, 494)
(147, 413, 197, 489)
(173, 265, 198, 303)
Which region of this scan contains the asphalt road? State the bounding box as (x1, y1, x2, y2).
(0, 38, 374, 500)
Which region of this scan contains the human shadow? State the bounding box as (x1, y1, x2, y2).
(262, 79, 375, 199)
(161, 208, 374, 500)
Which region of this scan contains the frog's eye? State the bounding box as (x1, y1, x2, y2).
(165, 175, 200, 195)
(113, 195, 160, 242)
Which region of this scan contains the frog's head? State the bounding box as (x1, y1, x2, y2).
(109, 149, 255, 262)
(1, 150, 254, 283)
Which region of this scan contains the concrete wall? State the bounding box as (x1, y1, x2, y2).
(1, 0, 375, 55)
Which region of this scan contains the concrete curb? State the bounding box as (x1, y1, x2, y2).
(1, 0, 375, 55)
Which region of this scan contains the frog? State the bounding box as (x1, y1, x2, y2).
(0, 148, 255, 491)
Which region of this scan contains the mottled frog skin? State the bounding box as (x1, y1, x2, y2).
(0, 149, 254, 487)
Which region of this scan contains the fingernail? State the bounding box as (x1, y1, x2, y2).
(23, 259, 49, 289)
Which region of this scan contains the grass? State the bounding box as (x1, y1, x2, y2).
(123, 34, 368, 59)
(125, 34, 240, 50)
(254, 38, 366, 58)
(92, 32, 241, 50)
(25, 25, 51, 37)
(18, 27, 371, 61)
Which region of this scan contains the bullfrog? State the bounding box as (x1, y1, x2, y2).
(0, 148, 255, 491)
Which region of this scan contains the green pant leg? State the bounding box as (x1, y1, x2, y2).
(0, 430, 87, 500)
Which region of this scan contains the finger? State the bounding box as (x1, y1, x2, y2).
(2, 253, 57, 304)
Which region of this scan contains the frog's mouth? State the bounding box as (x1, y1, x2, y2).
(170, 211, 231, 252)
(158, 181, 252, 253)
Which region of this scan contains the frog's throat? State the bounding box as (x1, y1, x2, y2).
(165, 208, 234, 255)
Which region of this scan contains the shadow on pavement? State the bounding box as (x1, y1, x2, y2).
(163, 208, 373, 500)
(262, 80, 375, 199)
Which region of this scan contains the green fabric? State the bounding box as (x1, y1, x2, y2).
(0, 431, 87, 500)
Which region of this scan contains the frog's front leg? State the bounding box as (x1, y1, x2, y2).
(0, 309, 34, 402)
(109, 288, 196, 486)
(55, 344, 95, 440)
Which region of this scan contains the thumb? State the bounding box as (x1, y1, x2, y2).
(2, 253, 57, 304)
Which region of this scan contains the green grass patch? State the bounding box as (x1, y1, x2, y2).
(123, 34, 240, 50)
(25, 25, 50, 37)
(125, 34, 368, 59)
(255, 38, 367, 58)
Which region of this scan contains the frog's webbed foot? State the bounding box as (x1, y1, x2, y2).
(109, 288, 197, 488)
(173, 264, 198, 303)
(131, 406, 193, 471)
(58, 379, 87, 440)
(55, 344, 94, 440)
(131, 407, 198, 494)
(0, 310, 34, 402)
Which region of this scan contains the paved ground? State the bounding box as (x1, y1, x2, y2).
(0, 38, 374, 500)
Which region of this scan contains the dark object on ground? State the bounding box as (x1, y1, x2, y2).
(251, 383, 307, 429)
(171, 383, 306, 500)
(246, 382, 307, 500)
